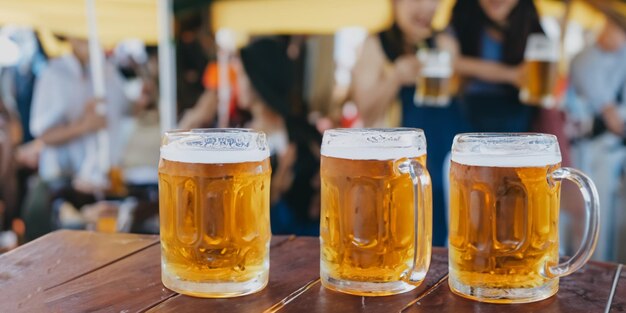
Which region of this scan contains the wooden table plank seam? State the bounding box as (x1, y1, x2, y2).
(271, 235, 297, 249)
(606, 263, 623, 313)
(264, 278, 321, 313)
(400, 274, 450, 312)
(138, 291, 181, 313)
(44, 240, 161, 292)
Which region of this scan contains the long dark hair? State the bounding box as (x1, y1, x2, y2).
(450, 0, 544, 65)
(380, 23, 411, 61)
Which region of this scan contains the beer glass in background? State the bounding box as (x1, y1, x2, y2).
(414, 49, 452, 107)
(159, 129, 271, 298)
(96, 205, 118, 233)
(320, 128, 432, 296)
(520, 34, 560, 108)
(448, 133, 600, 303)
(107, 166, 128, 197)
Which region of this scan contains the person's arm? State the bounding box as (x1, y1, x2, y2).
(30, 67, 90, 146)
(351, 37, 419, 126)
(270, 143, 296, 205)
(178, 89, 218, 129)
(438, 32, 523, 88)
(455, 58, 522, 87)
(601, 104, 624, 136)
(38, 99, 105, 146)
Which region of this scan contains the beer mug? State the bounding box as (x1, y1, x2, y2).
(320, 128, 432, 296)
(448, 133, 600, 303)
(520, 34, 560, 108)
(159, 129, 271, 298)
(414, 49, 452, 107)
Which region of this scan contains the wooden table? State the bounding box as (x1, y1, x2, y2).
(1, 230, 624, 313)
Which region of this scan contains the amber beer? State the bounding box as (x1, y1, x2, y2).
(415, 49, 452, 107)
(449, 162, 561, 297)
(107, 166, 127, 197)
(520, 34, 560, 108)
(320, 128, 432, 296)
(416, 75, 450, 106)
(448, 133, 600, 304)
(521, 60, 558, 106)
(159, 129, 271, 298)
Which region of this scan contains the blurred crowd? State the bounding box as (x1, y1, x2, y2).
(0, 0, 625, 263)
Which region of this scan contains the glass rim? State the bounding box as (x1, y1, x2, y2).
(161, 128, 269, 164)
(452, 132, 561, 167)
(454, 132, 557, 141)
(322, 127, 426, 160)
(164, 128, 265, 136)
(324, 127, 424, 135)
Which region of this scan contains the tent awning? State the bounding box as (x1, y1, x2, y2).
(211, 0, 393, 35)
(0, 0, 158, 47)
(0, 0, 614, 45)
(211, 0, 610, 35)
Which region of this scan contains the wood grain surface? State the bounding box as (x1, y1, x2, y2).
(0, 230, 623, 313)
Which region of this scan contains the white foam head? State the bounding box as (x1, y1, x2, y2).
(161, 129, 269, 164)
(321, 128, 426, 160)
(452, 154, 561, 167)
(421, 66, 452, 78)
(418, 49, 452, 78)
(525, 33, 559, 62)
(451, 133, 561, 167)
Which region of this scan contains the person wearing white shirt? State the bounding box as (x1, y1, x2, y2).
(569, 18, 626, 262)
(30, 37, 129, 192)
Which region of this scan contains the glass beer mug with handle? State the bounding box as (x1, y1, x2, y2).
(159, 129, 271, 298)
(448, 133, 600, 304)
(519, 33, 560, 108)
(320, 128, 432, 296)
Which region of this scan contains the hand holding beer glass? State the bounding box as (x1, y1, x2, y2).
(414, 49, 453, 107)
(520, 34, 560, 108)
(320, 128, 432, 296)
(448, 133, 600, 303)
(159, 129, 271, 298)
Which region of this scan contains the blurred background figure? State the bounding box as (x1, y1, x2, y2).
(0, 27, 47, 239)
(113, 42, 162, 234)
(569, 15, 626, 261)
(178, 29, 250, 130)
(447, 0, 542, 133)
(0, 94, 18, 249)
(25, 36, 129, 239)
(234, 38, 321, 235)
(175, 12, 211, 121)
(351, 0, 467, 246)
(0, 0, 625, 265)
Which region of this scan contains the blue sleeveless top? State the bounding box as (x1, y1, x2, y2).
(460, 31, 534, 132)
(378, 30, 468, 246)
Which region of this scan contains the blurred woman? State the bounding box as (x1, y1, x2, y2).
(447, 0, 543, 132)
(352, 0, 466, 246)
(235, 38, 321, 236)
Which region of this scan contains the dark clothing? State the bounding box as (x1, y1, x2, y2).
(459, 30, 534, 133)
(379, 29, 469, 246)
(176, 37, 208, 117)
(461, 93, 533, 132)
(10, 67, 37, 143)
(270, 119, 321, 236)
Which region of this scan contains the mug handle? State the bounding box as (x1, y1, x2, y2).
(397, 159, 432, 284)
(545, 167, 600, 278)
